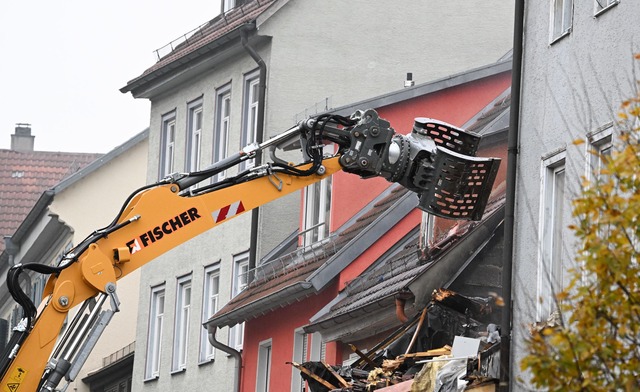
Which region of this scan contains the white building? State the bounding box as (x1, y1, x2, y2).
(511, 0, 640, 388)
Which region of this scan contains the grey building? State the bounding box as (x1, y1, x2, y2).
(511, 0, 640, 389)
(120, 1, 513, 391)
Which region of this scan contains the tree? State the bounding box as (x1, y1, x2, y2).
(520, 76, 640, 391)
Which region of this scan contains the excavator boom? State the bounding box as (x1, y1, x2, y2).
(0, 109, 499, 391)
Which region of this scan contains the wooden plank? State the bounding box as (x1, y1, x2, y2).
(286, 361, 337, 390)
(349, 343, 377, 368)
(321, 361, 350, 388)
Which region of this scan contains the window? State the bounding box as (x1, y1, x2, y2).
(302, 177, 332, 247)
(588, 127, 613, 182)
(538, 152, 566, 320)
(256, 339, 272, 392)
(551, 0, 573, 42)
(291, 330, 325, 392)
(186, 99, 203, 173)
(172, 275, 192, 372)
(309, 332, 326, 362)
(213, 86, 231, 181)
(229, 252, 249, 350)
(222, 0, 243, 13)
(145, 285, 165, 380)
(240, 72, 260, 171)
(160, 112, 176, 179)
(200, 264, 220, 363)
(291, 329, 308, 392)
(419, 212, 435, 253)
(595, 0, 619, 15)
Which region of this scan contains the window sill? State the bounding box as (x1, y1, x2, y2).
(594, 1, 619, 17)
(549, 28, 571, 46)
(143, 376, 159, 383)
(170, 368, 186, 376)
(198, 358, 215, 367)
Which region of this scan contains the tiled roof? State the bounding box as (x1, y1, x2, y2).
(308, 189, 506, 329)
(122, 0, 277, 91)
(0, 149, 102, 252)
(208, 185, 411, 327)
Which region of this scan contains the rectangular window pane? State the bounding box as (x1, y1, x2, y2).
(145, 285, 165, 379)
(200, 264, 220, 362)
(229, 252, 249, 350)
(241, 74, 260, 170)
(303, 175, 332, 247)
(214, 87, 231, 181)
(539, 155, 566, 320)
(257, 340, 272, 392)
(172, 275, 192, 371)
(160, 113, 176, 179)
(187, 101, 203, 173)
(552, 0, 573, 40)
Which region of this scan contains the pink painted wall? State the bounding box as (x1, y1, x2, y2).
(331, 71, 511, 230)
(240, 282, 339, 392)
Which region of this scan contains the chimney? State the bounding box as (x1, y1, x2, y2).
(11, 123, 35, 152)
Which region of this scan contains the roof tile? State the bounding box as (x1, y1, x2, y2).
(0, 149, 103, 253)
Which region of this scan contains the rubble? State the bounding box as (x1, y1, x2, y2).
(291, 288, 502, 392)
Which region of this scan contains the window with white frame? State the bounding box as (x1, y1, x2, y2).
(538, 152, 566, 320)
(172, 275, 192, 372)
(419, 212, 435, 252)
(256, 339, 272, 392)
(291, 329, 308, 392)
(595, 0, 619, 15)
(309, 332, 326, 362)
(551, 0, 573, 42)
(290, 329, 325, 391)
(160, 112, 176, 179)
(588, 127, 613, 182)
(213, 85, 231, 181)
(229, 252, 249, 350)
(302, 176, 332, 247)
(145, 284, 165, 380)
(200, 264, 220, 363)
(240, 72, 260, 171)
(186, 99, 203, 173)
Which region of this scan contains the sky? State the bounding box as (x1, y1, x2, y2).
(0, 0, 221, 153)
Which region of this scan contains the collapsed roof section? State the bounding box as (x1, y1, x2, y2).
(305, 189, 505, 342)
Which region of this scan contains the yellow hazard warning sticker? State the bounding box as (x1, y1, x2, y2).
(3, 367, 27, 392)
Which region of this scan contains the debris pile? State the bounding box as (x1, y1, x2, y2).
(292, 288, 502, 392)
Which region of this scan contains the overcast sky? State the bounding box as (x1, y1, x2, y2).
(0, 0, 221, 153)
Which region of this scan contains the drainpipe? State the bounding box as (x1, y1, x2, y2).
(208, 327, 242, 392)
(501, 0, 525, 390)
(241, 26, 267, 275)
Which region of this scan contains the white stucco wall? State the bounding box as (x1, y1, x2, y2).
(512, 1, 640, 388)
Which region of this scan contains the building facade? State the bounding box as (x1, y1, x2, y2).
(120, 1, 514, 391)
(206, 60, 511, 392)
(511, 1, 640, 389)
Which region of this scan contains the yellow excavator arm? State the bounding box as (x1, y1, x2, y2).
(0, 109, 500, 391)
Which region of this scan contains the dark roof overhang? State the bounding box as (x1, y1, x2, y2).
(120, 23, 261, 99)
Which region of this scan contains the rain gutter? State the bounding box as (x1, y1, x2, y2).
(501, 0, 525, 389)
(241, 26, 267, 276)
